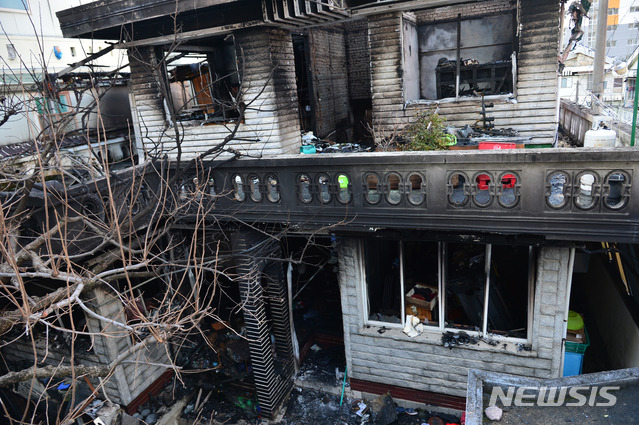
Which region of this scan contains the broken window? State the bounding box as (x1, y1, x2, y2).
(34, 90, 76, 136)
(6, 43, 16, 60)
(165, 37, 240, 124)
(363, 240, 533, 340)
(404, 12, 516, 100)
(364, 240, 402, 324)
(561, 77, 573, 88)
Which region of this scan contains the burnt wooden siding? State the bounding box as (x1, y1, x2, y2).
(87, 289, 170, 406)
(127, 28, 301, 159)
(307, 27, 351, 139)
(346, 19, 372, 102)
(368, 0, 559, 144)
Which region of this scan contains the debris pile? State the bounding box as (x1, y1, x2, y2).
(131, 379, 183, 425)
(300, 131, 371, 154)
(349, 392, 463, 425)
(441, 331, 479, 349)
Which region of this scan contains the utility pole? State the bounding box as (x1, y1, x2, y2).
(592, 0, 608, 114)
(632, 61, 638, 146)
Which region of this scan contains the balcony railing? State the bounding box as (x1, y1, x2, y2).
(163, 148, 639, 243)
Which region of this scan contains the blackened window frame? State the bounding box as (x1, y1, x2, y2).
(403, 10, 519, 102)
(361, 239, 534, 344)
(164, 36, 241, 125)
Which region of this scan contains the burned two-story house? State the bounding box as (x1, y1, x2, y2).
(46, 0, 639, 419)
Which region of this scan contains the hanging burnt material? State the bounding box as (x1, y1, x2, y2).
(231, 229, 295, 418)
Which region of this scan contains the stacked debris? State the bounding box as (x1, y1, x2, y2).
(300, 131, 371, 154)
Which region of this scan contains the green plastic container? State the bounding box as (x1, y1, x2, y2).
(565, 327, 590, 355)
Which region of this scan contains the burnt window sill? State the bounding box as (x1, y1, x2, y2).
(405, 93, 516, 108)
(358, 325, 537, 357)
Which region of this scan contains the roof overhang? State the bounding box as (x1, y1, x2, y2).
(58, 0, 352, 43)
(57, 0, 239, 39)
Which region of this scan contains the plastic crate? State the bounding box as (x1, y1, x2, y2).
(478, 141, 517, 150)
(565, 327, 590, 354)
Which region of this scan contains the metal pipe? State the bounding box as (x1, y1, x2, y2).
(482, 244, 492, 336)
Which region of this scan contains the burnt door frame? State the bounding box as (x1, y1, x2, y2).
(293, 33, 316, 134)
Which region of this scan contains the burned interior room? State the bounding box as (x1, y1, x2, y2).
(166, 36, 241, 125)
(407, 12, 516, 100)
(364, 238, 531, 339)
(283, 236, 345, 383)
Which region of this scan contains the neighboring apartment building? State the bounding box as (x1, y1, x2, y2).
(559, 44, 623, 104)
(4, 0, 630, 421)
(564, 0, 639, 60)
(0, 0, 128, 145)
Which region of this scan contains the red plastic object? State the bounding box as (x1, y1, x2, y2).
(478, 141, 516, 150)
(501, 174, 517, 188)
(476, 174, 491, 190)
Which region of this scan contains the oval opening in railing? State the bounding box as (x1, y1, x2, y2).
(547, 172, 568, 208)
(605, 173, 627, 209)
(365, 173, 380, 204)
(449, 173, 468, 206)
(499, 173, 518, 207)
(249, 174, 262, 202)
(298, 174, 312, 203)
(266, 175, 280, 203)
(233, 174, 245, 202)
(575, 172, 597, 210)
(605, 172, 628, 209)
(318, 174, 331, 203)
(337, 174, 351, 204)
(474, 173, 492, 206)
(408, 173, 425, 205)
(387, 172, 402, 205)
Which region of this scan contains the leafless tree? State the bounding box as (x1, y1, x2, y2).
(0, 13, 307, 425)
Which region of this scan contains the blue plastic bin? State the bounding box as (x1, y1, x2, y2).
(563, 327, 589, 377)
(563, 351, 584, 376)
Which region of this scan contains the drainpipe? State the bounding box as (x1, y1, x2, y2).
(632, 60, 638, 146)
(559, 247, 576, 378)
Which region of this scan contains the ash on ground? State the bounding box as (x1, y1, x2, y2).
(177, 386, 462, 425)
(556, 127, 579, 148)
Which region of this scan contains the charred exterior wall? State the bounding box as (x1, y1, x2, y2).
(346, 19, 371, 102)
(127, 28, 301, 159)
(345, 18, 372, 140)
(338, 239, 570, 398)
(307, 27, 351, 140)
(368, 0, 559, 144)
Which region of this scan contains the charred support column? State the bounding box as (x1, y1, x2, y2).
(232, 229, 294, 418)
